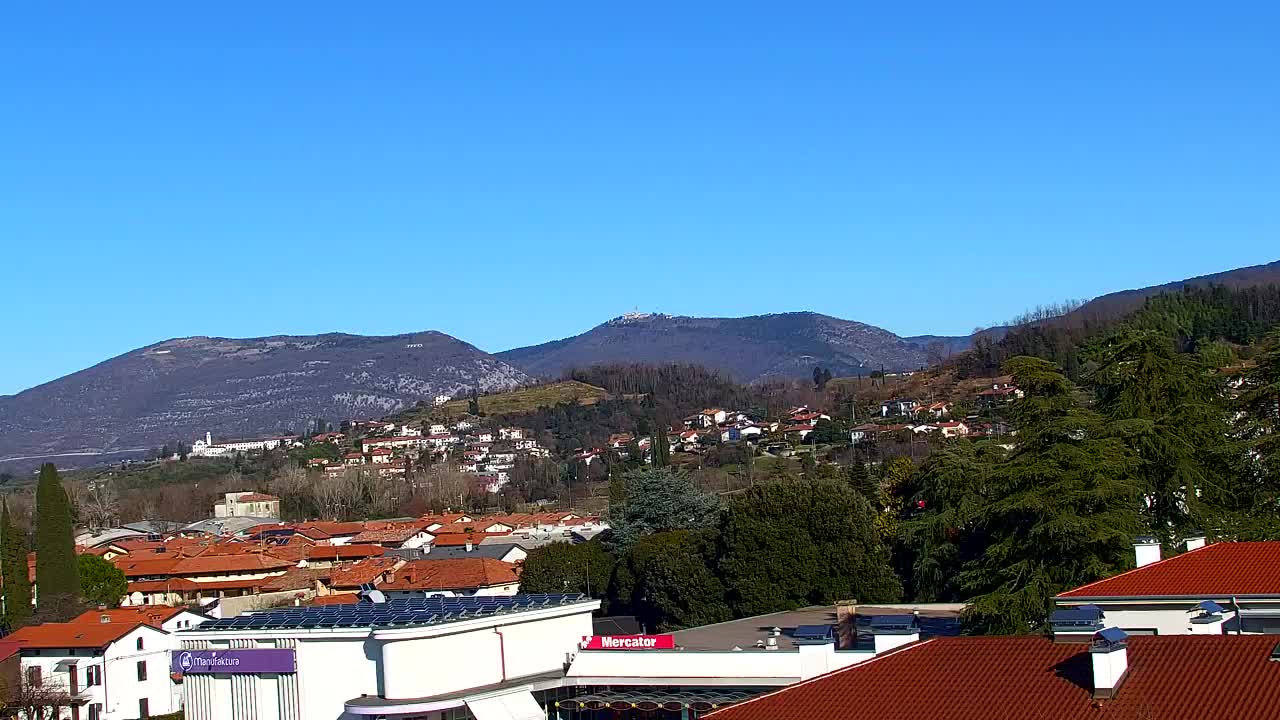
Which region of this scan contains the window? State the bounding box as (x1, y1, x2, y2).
(137, 637, 145, 650)
(85, 665, 102, 686)
(138, 698, 150, 718)
(26, 666, 41, 687)
(88, 705, 102, 720)
(136, 660, 147, 681)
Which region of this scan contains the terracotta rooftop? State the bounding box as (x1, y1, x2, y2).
(432, 533, 502, 546)
(706, 635, 1280, 720)
(379, 558, 519, 591)
(72, 606, 190, 628)
(170, 553, 293, 576)
(351, 525, 430, 544)
(329, 558, 402, 588)
(304, 544, 386, 561)
(1057, 542, 1280, 598)
(7, 620, 158, 650)
(127, 578, 201, 593)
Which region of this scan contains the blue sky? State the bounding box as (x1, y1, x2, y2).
(3, 3, 1277, 396)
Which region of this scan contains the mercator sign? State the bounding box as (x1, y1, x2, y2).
(581, 635, 675, 650)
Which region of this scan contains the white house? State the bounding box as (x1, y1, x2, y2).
(1053, 538, 1280, 635)
(8, 615, 181, 720)
(212, 491, 280, 519)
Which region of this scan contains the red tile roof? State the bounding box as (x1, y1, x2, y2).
(127, 578, 201, 593)
(1057, 542, 1280, 598)
(170, 553, 293, 576)
(329, 558, 402, 588)
(379, 558, 519, 591)
(7, 620, 157, 649)
(305, 544, 386, 561)
(432, 533, 502, 546)
(235, 493, 279, 502)
(351, 525, 430, 544)
(707, 635, 1280, 720)
(71, 607, 188, 628)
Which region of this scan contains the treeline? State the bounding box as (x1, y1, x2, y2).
(955, 284, 1280, 379)
(895, 330, 1280, 632)
(520, 468, 900, 631)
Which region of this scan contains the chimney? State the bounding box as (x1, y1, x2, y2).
(1089, 628, 1129, 699)
(99, 614, 111, 624)
(835, 600, 857, 649)
(465, 540, 473, 552)
(1184, 534, 1207, 552)
(1134, 537, 1161, 568)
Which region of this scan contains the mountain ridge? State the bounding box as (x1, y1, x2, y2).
(0, 330, 529, 463)
(497, 310, 934, 382)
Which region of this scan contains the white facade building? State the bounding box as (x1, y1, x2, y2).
(1053, 538, 1280, 635)
(177, 595, 598, 720)
(9, 619, 183, 720)
(191, 432, 297, 458)
(213, 491, 281, 519)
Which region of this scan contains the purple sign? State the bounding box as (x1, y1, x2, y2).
(172, 649, 296, 674)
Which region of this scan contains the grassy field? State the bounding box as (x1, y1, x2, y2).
(437, 380, 610, 416)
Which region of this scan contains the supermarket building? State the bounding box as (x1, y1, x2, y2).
(175, 594, 933, 720)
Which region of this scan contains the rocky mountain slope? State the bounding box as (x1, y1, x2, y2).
(0, 332, 528, 462)
(498, 312, 934, 382)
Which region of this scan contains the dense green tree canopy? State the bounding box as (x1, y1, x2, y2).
(519, 540, 615, 604)
(78, 554, 127, 608)
(719, 479, 902, 617)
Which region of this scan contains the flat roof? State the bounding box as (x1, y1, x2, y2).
(671, 605, 961, 651)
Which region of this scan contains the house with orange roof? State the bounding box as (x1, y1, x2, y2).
(350, 523, 433, 550)
(7, 615, 178, 720)
(328, 557, 404, 591)
(1054, 538, 1280, 635)
(377, 558, 521, 598)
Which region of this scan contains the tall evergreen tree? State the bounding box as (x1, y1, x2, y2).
(1, 500, 32, 628)
(1088, 331, 1235, 539)
(652, 426, 670, 467)
(959, 358, 1142, 634)
(35, 463, 80, 615)
(1231, 330, 1280, 537)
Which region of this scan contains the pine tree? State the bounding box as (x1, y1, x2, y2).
(1, 500, 32, 628)
(1088, 331, 1234, 539)
(959, 357, 1142, 634)
(846, 454, 878, 502)
(35, 463, 80, 616)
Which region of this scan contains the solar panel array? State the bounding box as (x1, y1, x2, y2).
(191, 593, 588, 632)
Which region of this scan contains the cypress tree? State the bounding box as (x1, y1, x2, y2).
(1, 500, 32, 628)
(35, 463, 80, 613)
(653, 426, 670, 467)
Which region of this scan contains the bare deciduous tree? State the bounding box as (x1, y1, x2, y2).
(80, 482, 120, 530)
(0, 675, 74, 720)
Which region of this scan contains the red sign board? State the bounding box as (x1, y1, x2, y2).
(582, 634, 676, 650)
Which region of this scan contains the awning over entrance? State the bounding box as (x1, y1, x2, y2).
(466, 690, 546, 720)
